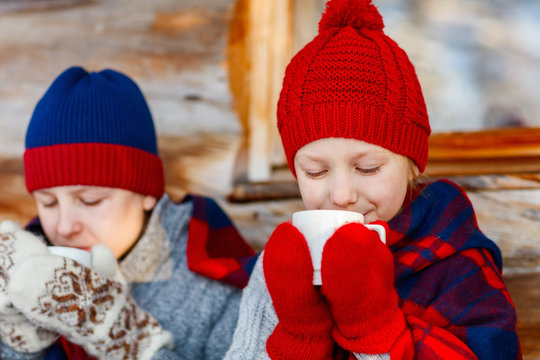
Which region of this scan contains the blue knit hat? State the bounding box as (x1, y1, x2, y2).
(24, 66, 165, 198)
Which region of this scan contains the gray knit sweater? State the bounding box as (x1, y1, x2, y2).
(1, 194, 244, 360)
(223, 253, 276, 360)
(224, 252, 386, 360)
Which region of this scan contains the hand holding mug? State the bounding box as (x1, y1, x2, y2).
(263, 222, 334, 359)
(320, 220, 406, 354)
(0, 220, 58, 353)
(48, 244, 117, 278)
(292, 210, 386, 285)
(8, 242, 173, 360)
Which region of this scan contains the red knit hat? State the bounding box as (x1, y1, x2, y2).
(277, 0, 431, 176)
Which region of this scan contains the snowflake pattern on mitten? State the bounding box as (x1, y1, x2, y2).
(0, 232, 16, 293)
(33, 259, 124, 332)
(10, 254, 173, 360)
(98, 297, 166, 357)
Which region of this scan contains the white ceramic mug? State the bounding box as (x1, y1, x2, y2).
(48, 246, 92, 268)
(292, 209, 386, 285)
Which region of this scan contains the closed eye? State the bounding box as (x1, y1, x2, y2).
(41, 200, 58, 208)
(355, 166, 380, 175)
(304, 170, 328, 179)
(80, 198, 103, 206)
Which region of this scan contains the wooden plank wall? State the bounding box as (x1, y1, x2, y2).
(227, 0, 324, 183)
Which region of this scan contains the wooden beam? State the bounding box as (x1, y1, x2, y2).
(227, 0, 294, 183)
(426, 127, 540, 177)
(228, 0, 327, 183)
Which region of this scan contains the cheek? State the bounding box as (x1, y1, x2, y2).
(98, 202, 145, 257)
(86, 213, 113, 237)
(297, 178, 325, 210)
(36, 207, 58, 242)
(369, 176, 408, 221)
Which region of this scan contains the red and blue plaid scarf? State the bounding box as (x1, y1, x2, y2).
(185, 194, 257, 289)
(386, 179, 521, 359)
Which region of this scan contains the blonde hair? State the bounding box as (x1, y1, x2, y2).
(408, 159, 426, 191)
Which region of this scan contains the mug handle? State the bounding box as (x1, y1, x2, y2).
(365, 224, 386, 244)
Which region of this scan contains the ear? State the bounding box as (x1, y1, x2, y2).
(142, 196, 158, 211)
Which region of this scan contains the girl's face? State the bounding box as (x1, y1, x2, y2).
(294, 138, 414, 223)
(33, 186, 157, 259)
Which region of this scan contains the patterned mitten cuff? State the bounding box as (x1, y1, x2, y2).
(8, 254, 173, 360)
(0, 308, 58, 353)
(0, 220, 57, 353)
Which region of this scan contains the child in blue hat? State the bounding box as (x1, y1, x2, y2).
(0, 66, 256, 360)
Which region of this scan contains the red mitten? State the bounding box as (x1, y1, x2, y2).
(263, 222, 334, 359)
(321, 221, 406, 354)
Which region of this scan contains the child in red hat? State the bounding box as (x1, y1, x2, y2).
(225, 0, 521, 359)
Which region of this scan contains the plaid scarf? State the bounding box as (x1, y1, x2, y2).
(185, 194, 257, 289)
(386, 179, 521, 359)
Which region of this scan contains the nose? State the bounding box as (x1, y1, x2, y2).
(330, 174, 358, 208)
(56, 206, 82, 238)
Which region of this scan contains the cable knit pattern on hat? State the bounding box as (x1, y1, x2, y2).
(277, 0, 430, 175)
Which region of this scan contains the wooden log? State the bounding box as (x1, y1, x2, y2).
(227, 0, 251, 134)
(426, 127, 540, 177)
(227, 0, 328, 183)
(429, 127, 540, 159)
(503, 273, 540, 358)
(435, 173, 540, 191)
(0, 0, 89, 12)
(227, 0, 294, 183)
(227, 181, 300, 202)
(467, 188, 540, 271)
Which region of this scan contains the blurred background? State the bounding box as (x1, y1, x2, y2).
(1, 0, 539, 158)
(382, 0, 540, 131)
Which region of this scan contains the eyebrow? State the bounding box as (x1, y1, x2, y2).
(33, 190, 55, 199)
(35, 187, 109, 197)
(296, 153, 330, 163)
(298, 150, 387, 162)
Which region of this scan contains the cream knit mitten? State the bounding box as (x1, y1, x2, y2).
(0, 220, 58, 353)
(8, 239, 173, 360)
